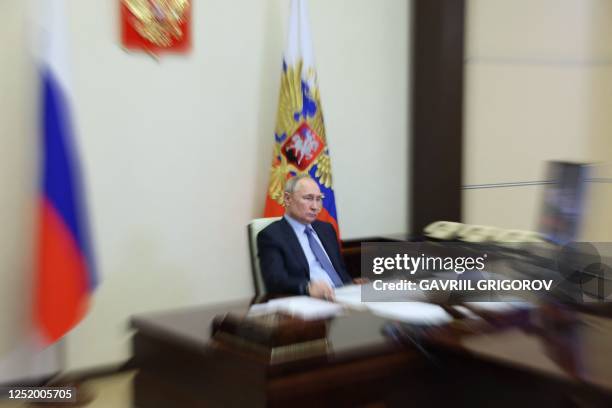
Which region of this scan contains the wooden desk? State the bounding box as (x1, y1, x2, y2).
(131, 301, 612, 407)
(130, 299, 430, 407)
(393, 303, 612, 407)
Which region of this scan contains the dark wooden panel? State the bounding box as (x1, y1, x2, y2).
(341, 236, 407, 279)
(410, 0, 465, 234)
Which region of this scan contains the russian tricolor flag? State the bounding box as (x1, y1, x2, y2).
(34, 0, 97, 344)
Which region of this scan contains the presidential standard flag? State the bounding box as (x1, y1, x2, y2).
(34, 0, 97, 344)
(264, 0, 340, 236)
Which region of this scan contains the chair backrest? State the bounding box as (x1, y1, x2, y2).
(248, 217, 281, 296)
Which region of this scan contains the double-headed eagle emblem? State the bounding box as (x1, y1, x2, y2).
(123, 0, 190, 47)
(268, 60, 334, 205)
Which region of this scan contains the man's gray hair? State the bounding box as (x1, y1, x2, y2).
(284, 174, 313, 194)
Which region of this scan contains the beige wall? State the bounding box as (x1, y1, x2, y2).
(463, 0, 612, 237)
(0, 0, 409, 378)
(0, 0, 29, 356)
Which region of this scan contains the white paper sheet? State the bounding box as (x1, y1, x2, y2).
(248, 296, 344, 320)
(365, 302, 453, 325)
(454, 301, 534, 319)
(334, 284, 452, 325)
(333, 284, 368, 309)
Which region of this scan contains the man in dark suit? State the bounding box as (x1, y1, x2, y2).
(257, 175, 352, 299)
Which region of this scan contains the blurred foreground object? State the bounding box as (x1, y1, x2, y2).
(540, 161, 589, 245)
(34, 0, 98, 344)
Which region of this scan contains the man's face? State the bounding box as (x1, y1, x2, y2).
(284, 178, 324, 225)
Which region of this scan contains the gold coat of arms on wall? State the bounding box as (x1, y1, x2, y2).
(121, 0, 191, 55)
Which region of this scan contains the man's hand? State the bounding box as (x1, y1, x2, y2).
(353, 278, 369, 285)
(308, 281, 335, 301)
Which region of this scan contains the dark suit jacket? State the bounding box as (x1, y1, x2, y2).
(257, 218, 351, 295)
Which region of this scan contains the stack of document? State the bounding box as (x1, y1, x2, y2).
(249, 284, 532, 325)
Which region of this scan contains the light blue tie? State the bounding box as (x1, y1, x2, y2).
(304, 227, 343, 287)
